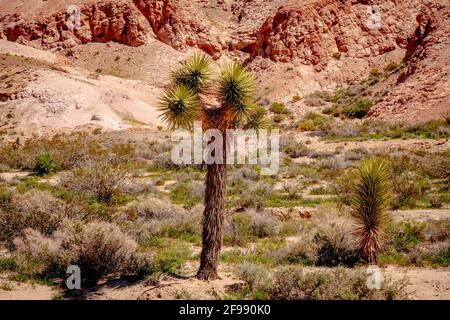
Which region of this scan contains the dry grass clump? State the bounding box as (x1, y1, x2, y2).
(235, 265, 410, 300)
(13, 220, 149, 285)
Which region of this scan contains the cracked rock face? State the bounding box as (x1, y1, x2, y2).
(0, 0, 427, 66)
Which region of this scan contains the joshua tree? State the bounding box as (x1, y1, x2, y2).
(158, 54, 265, 280)
(351, 158, 391, 264)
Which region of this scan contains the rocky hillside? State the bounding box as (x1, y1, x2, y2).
(0, 0, 449, 137)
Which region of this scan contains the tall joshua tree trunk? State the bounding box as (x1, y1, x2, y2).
(159, 55, 262, 280)
(197, 162, 226, 280)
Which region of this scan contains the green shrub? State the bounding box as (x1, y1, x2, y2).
(269, 102, 290, 114)
(0, 185, 12, 206)
(0, 257, 16, 272)
(385, 62, 402, 73)
(33, 152, 58, 176)
(343, 99, 373, 119)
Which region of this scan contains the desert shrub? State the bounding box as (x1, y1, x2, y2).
(0, 256, 16, 272)
(235, 181, 272, 210)
(306, 90, 333, 102)
(416, 152, 450, 180)
(14, 220, 149, 285)
(385, 62, 402, 73)
(0, 184, 12, 206)
(391, 172, 423, 209)
(407, 242, 449, 267)
(225, 210, 279, 245)
(282, 141, 310, 158)
(246, 267, 410, 300)
(269, 102, 290, 114)
(0, 134, 108, 171)
(318, 120, 361, 137)
(427, 194, 444, 208)
(343, 99, 373, 119)
(229, 167, 260, 184)
(423, 221, 450, 242)
(120, 178, 157, 194)
(309, 150, 335, 159)
(283, 182, 301, 199)
(303, 97, 326, 107)
(33, 152, 59, 176)
(235, 263, 271, 290)
(386, 222, 426, 251)
(297, 121, 316, 131)
(0, 190, 66, 244)
(345, 148, 370, 161)
(0, 163, 11, 173)
(297, 112, 332, 131)
(151, 240, 192, 274)
(316, 225, 361, 267)
(273, 239, 318, 266)
(122, 202, 202, 243)
(333, 168, 358, 206)
(60, 161, 126, 203)
(125, 197, 187, 220)
(272, 114, 286, 123)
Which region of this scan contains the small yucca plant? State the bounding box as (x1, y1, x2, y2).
(351, 158, 391, 263)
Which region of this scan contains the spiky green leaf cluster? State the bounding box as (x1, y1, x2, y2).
(158, 84, 200, 129)
(219, 61, 255, 121)
(172, 54, 213, 93)
(242, 105, 270, 130)
(352, 158, 391, 263)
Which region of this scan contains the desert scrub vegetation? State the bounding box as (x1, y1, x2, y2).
(269, 102, 290, 114)
(33, 152, 58, 176)
(234, 264, 410, 300)
(0, 190, 69, 246)
(119, 196, 202, 244)
(318, 119, 450, 141)
(379, 220, 450, 267)
(59, 160, 128, 204)
(12, 220, 149, 285)
(224, 209, 279, 246)
(281, 140, 310, 158)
